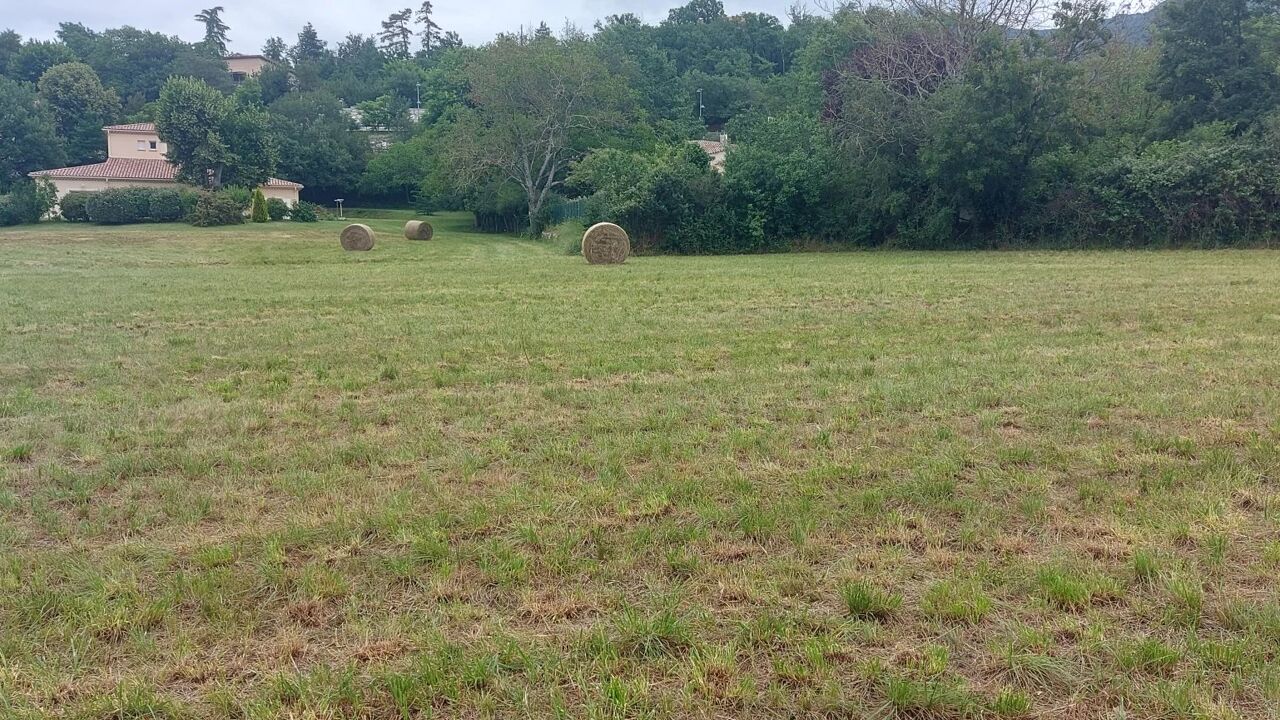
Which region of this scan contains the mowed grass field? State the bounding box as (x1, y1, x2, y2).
(2, 213, 1279, 719)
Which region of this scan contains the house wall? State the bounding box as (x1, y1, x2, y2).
(261, 186, 300, 204)
(106, 131, 168, 159)
(226, 57, 272, 77)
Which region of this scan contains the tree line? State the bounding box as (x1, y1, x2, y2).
(3, 0, 1280, 248)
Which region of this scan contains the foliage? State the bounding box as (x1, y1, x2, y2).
(58, 191, 91, 222)
(155, 76, 277, 189)
(570, 143, 758, 253)
(84, 187, 155, 224)
(0, 77, 65, 192)
(1056, 129, 1280, 245)
(0, 179, 56, 226)
(250, 188, 269, 222)
(6, 40, 77, 83)
(1153, 0, 1280, 135)
(266, 197, 289, 221)
(291, 200, 319, 222)
(194, 7, 231, 57)
(450, 35, 629, 236)
(268, 91, 368, 198)
(190, 190, 247, 226)
(36, 62, 121, 165)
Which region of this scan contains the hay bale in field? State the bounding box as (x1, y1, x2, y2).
(340, 223, 375, 251)
(581, 222, 630, 265)
(403, 220, 434, 241)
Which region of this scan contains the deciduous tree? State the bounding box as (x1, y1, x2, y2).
(37, 62, 121, 164)
(155, 76, 276, 189)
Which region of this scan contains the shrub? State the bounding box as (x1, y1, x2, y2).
(250, 189, 269, 223)
(221, 186, 252, 211)
(0, 180, 56, 226)
(190, 191, 246, 227)
(291, 200, 318, 222)
(59, 192, 92, 222)
(177, 189, 202, 221)
(266, 197, 288, 221)
(147, 189, 186, 223)
(85, 188, 152, 225)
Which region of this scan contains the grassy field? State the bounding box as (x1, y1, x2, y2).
(1, 213, 1279, 719)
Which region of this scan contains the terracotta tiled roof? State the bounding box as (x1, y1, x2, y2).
(693, 139, 726, 155)
(30, 158, 177, 180)
(29, 158, 303, 189)
(103, 122, 159, 133)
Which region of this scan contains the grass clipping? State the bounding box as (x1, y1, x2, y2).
(340, 224, 375, 251)
(582, 222, 630, 265)
(404, 220, 434, 241)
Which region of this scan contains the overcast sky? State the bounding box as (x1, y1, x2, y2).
(9, 0, 1157, 53)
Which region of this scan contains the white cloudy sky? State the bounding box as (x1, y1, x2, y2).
(8, 0, 1157, 52)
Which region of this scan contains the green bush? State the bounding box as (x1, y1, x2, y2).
(250, 189, 269, 223)
(0, 180, 56, 226)
(147, 189, 186, 223)
(1061, 133, 1280, 246)
(177, 189, 202, 221)
(221, 186, 252, 211)
(190, 191, 246, 227)
(266, 197, 288, 221)
(85, 188, 152, 224)
(290, 200, 318, 222)
(59, 192, 92, 222)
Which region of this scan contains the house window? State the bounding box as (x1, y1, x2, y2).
(149, 141, 158, 151)
(137, 140, 147, 151)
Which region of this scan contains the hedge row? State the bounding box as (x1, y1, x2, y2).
(60, 188, 320, 227)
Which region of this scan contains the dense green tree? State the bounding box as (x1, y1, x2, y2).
(0, 30, 21, 73)
(1153, 0, 1280, 134)
(56, 24, 231, 101)
(37, 62, 121, 164)
(379, 9, 415, 59)
(416, 1, 443, 52)
(269, 91, 369, 196)
(8, 41, 77, 83)
(155, 76, 276, 189)
(451, 36, 629, 234)
(360, 133, 434, 200)
(0, 77, 65, 191)
(292, 23, 328, 63)
(262, 36, 287, 62)
(916, 38, 1077, 240)
(195, 6, 231, 56)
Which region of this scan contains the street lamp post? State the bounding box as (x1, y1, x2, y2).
(697, 87, 704, 123)
(335, 199, 345, 220)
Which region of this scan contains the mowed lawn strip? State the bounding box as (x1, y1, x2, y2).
(1, 215, 1278, 718)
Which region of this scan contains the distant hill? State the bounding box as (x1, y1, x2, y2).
(1104, 4, 1165, 44)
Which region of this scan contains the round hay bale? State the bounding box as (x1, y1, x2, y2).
(581, 222, 630, 265)
(340, 223, 375, 251)
(403, 220, 434, 241)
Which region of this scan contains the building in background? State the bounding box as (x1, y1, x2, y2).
(225, 54, 277, 83)
(30, 123, 302, 206)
